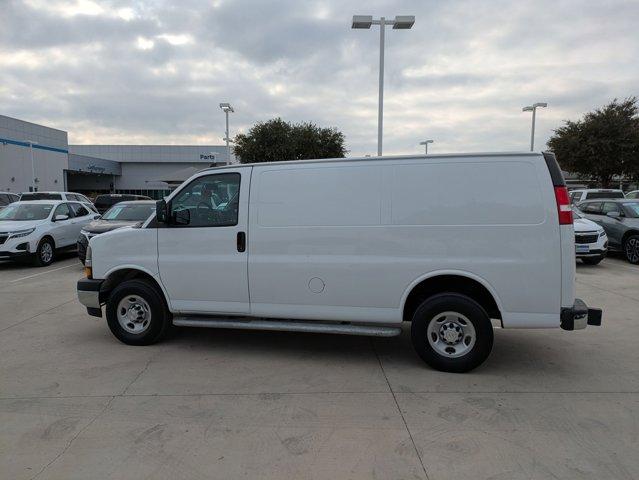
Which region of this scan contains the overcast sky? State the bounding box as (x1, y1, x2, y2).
(1, 0, 638, 156)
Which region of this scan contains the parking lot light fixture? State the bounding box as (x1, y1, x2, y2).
(419, 139, 434, 154)
(522, 102, 548, 151)
(352, 14, 415, 157)
(219, 103, 234, 163)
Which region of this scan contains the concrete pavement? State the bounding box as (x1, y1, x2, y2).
(0, 255, 637, 479)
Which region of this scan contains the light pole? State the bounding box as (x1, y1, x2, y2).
(219, 102, 234, 163)
(522, 102, 547, 151)
(352, 15, 415, 157)
(419, 139, 434, 154)
(27, 140, 38, 191)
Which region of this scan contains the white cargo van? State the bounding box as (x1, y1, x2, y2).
(77, 152, 602, 372)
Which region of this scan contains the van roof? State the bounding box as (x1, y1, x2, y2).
(203, 151, 542, 171)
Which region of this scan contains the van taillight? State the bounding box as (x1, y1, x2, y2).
(554, 186, 573, 225)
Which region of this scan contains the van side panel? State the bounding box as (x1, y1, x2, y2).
(247, 155, 562, 327)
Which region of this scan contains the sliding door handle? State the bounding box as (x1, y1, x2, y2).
(237, 231, 246, 252)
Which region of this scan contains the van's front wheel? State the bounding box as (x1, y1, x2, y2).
(411, 294, 493, 373)
(106, 279, 171, 345)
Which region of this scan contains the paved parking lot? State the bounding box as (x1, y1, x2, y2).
(0, 255, 637, 480)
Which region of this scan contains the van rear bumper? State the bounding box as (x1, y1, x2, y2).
(561, 298, 602, 330)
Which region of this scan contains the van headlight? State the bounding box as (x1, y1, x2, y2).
(9, 227, 35, 238)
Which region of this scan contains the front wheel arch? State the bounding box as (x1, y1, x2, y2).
(100, 268, 170, 311)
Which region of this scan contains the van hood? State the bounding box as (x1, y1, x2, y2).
(83, 219, 142, 234)
(0, 219, 46, 232)
(574, 217, 602, 233)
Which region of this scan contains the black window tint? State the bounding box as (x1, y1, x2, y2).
(21, 192, 63, 200)
(70, 203, 89, 216)
(0, 194, 9, 206)
(585, 191, 625, 200)
(170, 173, 240, 227)
(54, 203, 72, 218)
(581, 202, 602, 214)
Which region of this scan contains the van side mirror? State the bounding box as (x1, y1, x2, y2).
(606, 211, 620, 219)
(174, 208, 190, 226)
(156, 199, 168, 223)
(53, 214, 69, 222)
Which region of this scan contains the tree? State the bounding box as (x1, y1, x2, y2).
(233, 118, 347, 164)
(547, 98, 639, 187)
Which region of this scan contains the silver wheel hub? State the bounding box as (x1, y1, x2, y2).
(427, 311, 476, 358)
(117, 296, 151, 334)
(41, 243, 53, 262)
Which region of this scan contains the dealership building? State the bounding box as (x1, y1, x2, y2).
(1, 114, 230, 199)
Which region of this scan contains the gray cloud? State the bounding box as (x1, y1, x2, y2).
(0, 0, 637, 155)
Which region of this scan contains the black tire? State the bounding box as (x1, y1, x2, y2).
(33, 237, 55, 267)
(106, 279, 171, 345)
(411, 293, 493, 373)
(623, 235, 639, 264)
(581, 256, 604, 265)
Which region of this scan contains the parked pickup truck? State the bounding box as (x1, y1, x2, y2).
(77, 152, 602, 372)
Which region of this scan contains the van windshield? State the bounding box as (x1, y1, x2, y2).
(0, 203, 54, 220)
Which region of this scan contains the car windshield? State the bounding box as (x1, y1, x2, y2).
(102, 204, 155, 221)
(622, 202, 639, 218)
(0, 203, 54, 220)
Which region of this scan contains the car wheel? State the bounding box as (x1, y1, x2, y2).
(582, 256, 604, 265)
(33, 237, 55, 267)
(624, 235, 639, 264)
(411, 293, 493, 373)
(106, 279, 171, 346)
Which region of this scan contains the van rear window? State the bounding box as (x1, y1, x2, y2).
(391, 161, 544, 225)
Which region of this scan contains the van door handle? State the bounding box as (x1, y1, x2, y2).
(237, 231, 246, 252)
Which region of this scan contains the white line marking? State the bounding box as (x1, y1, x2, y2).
(9, 263, 79, 283)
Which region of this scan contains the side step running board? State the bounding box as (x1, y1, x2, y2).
(172, 316, 402, 337)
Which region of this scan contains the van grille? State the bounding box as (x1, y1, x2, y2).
(575, 233, 599, 244)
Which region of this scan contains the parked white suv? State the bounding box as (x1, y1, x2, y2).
(19, 191, 96, 211)
(77, 152, 602, 372)
(569, 189, 625, 204)
(572, 207, 607, 265)
(0, 200, 99, 266)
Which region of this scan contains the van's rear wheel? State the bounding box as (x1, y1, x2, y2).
(411, 293, 493, 373)
(106, 279, 171, 345)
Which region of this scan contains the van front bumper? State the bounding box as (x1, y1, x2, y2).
(561, 298, 602, 330)
(77, 278, 103, 317)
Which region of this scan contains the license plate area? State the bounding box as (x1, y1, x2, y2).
(576, 245, 590, 253)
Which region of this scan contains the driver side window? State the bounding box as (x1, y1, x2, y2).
(170, 173, 240, 227)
